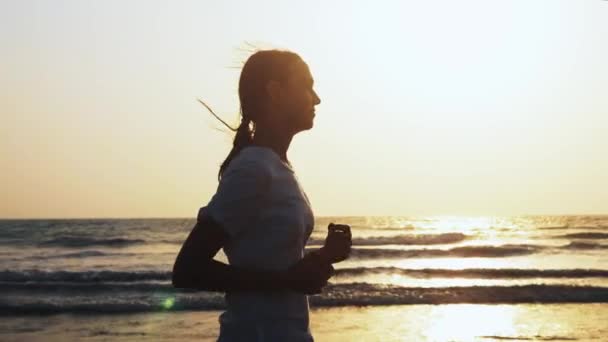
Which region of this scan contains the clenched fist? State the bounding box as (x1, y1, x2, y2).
(319, 223, 352, 264)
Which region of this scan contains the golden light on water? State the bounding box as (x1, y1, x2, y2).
(311, 304, 607, 341)
(346, 216, 533, 272)
(417, 216, 513, 233)
(425, 304, 517, 341)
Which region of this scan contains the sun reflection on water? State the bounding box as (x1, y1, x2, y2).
(311, 304, 607, 341)
(424, 304, 517, 341)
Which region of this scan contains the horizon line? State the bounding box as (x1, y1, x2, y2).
(1, 213, 607, 220)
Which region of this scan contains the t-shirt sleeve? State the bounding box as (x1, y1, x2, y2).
(200, 159, 271, 238)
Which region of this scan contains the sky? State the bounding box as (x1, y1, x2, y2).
(1, 0, 607, 218)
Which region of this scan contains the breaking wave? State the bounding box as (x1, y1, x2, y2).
(38, 237, 146, 248)
(1, 284, 607, 315)
(305, 245, 541, 259)
(558, 233, 608, 240)
(308, 233, 467, 246)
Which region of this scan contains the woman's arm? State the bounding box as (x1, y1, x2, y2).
(172, 214, 284, 291)
(172, 214, 333, 293)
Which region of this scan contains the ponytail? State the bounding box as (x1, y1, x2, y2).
(218, 116, 253, 181)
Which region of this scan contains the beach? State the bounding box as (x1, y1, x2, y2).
(2, 304, 607, 341)
(1, 215, 607, 341)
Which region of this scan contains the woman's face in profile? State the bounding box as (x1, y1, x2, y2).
(277, 60, 321, 133)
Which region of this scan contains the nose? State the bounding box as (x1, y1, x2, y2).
(313, 90, 321, 105)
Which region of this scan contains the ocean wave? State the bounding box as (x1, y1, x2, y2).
(537, 225, 570, 230)
(307, 233, 467, 246)
(479, 335, 577, 341)
(1, 284, 607, 315)
(538, 225, 608, 231)
(0, 281, 179, 293)
(305, 245, 541, 259)
(334, 267, 608, 278)
(24, 250, 140, 260)
(570, 226, 608, 230)
(558, 232, 608, 240)
(365, 225, 416, 231)
(0, 270, 171, 283)
(314, 283, 608, 306)
(4, 266, 608, 289)
(0, 296, 226, 316)
(38, 237, 146, 248)
(315, 241, 607, 259)
(562, 242, 608, 250)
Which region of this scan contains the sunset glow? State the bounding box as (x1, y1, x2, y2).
(2, 0, 607, 218)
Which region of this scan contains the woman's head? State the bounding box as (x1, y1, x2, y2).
(239, 50, 320, 135)
(219, 49, 321, 179)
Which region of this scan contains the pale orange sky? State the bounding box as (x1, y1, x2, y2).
(1, 0, 607, 218)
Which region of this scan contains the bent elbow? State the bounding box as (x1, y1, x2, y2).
(171, 262, 190, 288)
(172, 272, 193, 289)
(171, 271, 182, 288)
(171, 257, 215, 290)
(171, 273, 182, 288)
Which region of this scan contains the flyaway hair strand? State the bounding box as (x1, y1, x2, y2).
(197, 98, 237, 132)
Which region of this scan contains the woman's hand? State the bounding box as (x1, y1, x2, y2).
(319, 223, 352, 264)
(284, 252, 334, 294)
(280, 223, 352, 294)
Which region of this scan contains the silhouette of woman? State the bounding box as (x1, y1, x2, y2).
(172, 49, 352, 341)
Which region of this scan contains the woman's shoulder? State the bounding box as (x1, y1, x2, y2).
(224, 146, 275, 177)
(232, 146, 275, 166)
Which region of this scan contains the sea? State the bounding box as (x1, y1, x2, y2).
(1, 215, 607, 341)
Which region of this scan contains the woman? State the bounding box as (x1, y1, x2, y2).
(172, 49, 352, 341)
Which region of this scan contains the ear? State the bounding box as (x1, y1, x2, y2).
(265, 80, 282, 104)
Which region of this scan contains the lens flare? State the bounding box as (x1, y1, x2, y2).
(162, 297, 175, 310)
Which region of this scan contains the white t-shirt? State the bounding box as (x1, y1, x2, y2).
(198, 145, 315, 342)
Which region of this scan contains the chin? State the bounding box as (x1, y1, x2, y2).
(304, 119, 314, 130)
(293, 123, 313, 134)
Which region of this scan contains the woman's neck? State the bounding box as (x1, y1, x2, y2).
(251, 128, 293, 163)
